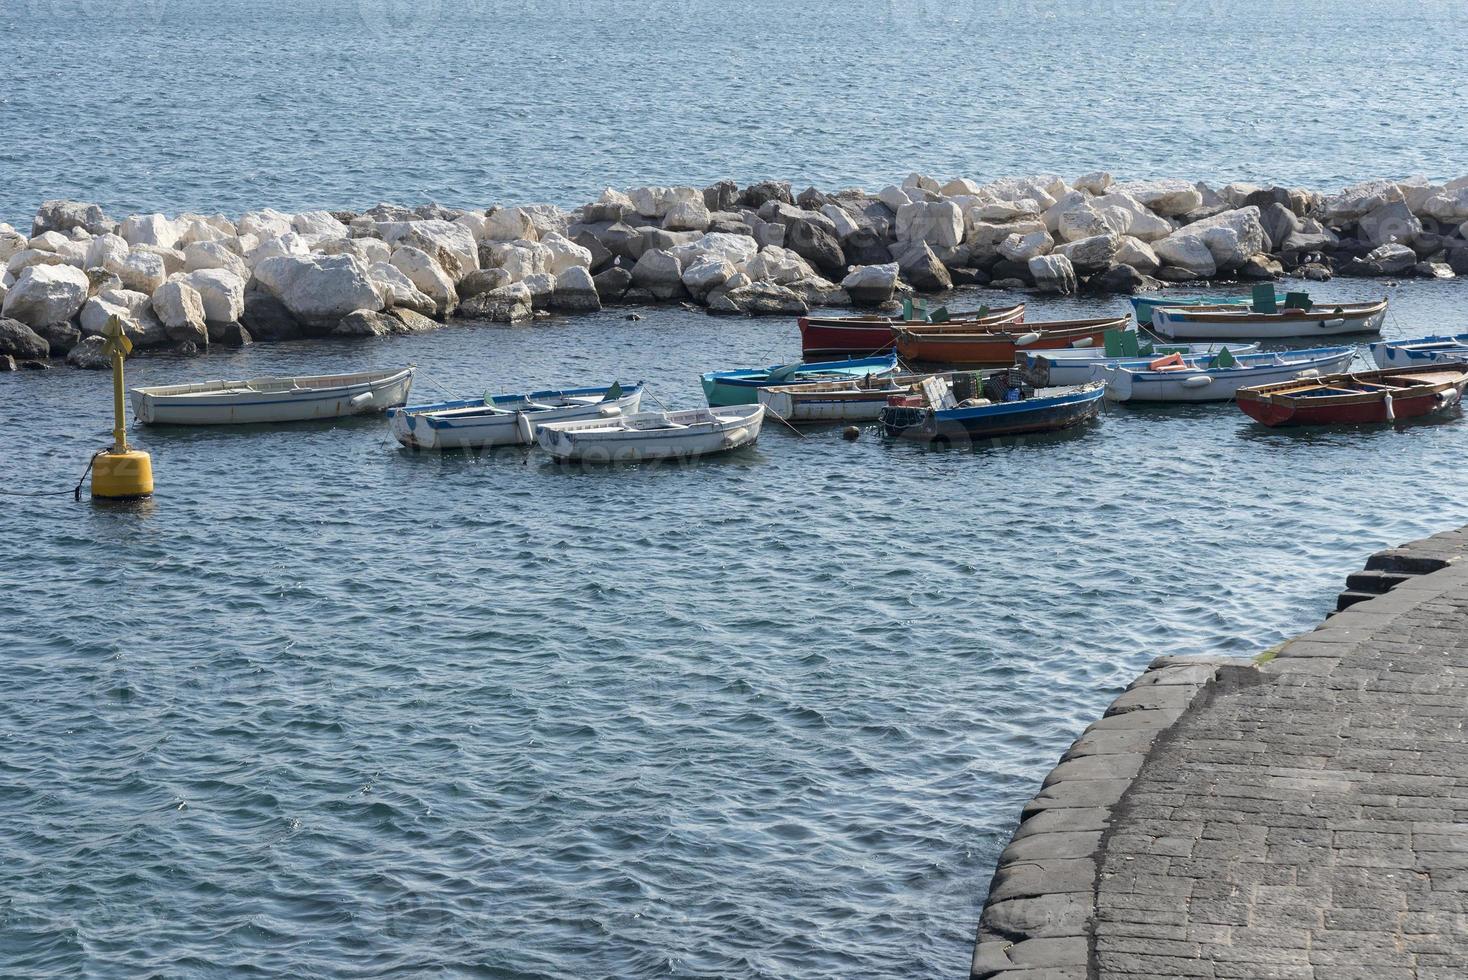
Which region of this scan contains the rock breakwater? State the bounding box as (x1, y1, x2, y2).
(3, 173, 1466, 371)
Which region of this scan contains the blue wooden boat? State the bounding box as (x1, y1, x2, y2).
(1369, 334, 1468, 369)
(1131, 292, 1288, 327)
(879, 375, 1105, 443)
(700, 353, 899, 406)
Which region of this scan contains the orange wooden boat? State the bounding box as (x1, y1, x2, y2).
(798, 303, 1025, 359)
(894, 316, 1131, 366)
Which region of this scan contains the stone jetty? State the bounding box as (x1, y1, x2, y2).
(2, 173, 1468, 370)
(974, 526, 1468, 979)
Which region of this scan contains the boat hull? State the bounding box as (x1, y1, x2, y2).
(1102, 349, 1357, 402)
(701, 354, 899, 406)
(1153, 302, 1387, 340)
(389, 387, 644, 450)
(881, 384, 1105, 443)
(130, 369, 414, 425)
(798, 304, 1024, 359)
(1025, 343, 1259, 387)
(895, 318, 1124, 367)
(1369, 335, 1468, 369)
(1236, 365, 1468, 427)
(1130, 294, 1285, 327)
(537, 407, 766, 462)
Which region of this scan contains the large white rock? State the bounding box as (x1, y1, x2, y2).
(1365, 243, 1417, 274)
(744, 245, 816, 285)
(1115, 236, 1160, 273)
(175, 214, 233, 246)
(521, 204, 571, 241)
(238, 209, 295, 240)
(983, 177, 1058, 210)
(941, 177, 983, 197)
(681, 256, 737, 300)
(377, 220, 478, 279)
(1153, 234, 1216, 276)
(878, 184, 919, 212)
(117, 251, 166, 294)
(150, 279, 208, 343)
(483, 241, 551, 281)
(520, 271, 556, 307)
(1028, 254, 1077, 295)
(628, 186, 698, 219)
(968, 219, 1046, 263)
(177, 268, 247, 323)
(452, 211, 491, 242)
(1178, 206, 1266, 270)
(840, 262, 899, 306)
(1091, 191, 1174, 241)
(29, 231, 72, 253)
(80, 288, 167, 347)
(664, 199, 711, 232)
(120, 213, 179, 249)
(253, 255, 379, 327)
(1115, 179, 1204, 217)
(1056, 203, 1123, 242)
(971, 198, 1042, 222)
(1358, 200, 1422, 247)
(903, 172, 941, 193)
(247, 233, 310, 269)
(1396, 176, 1441, 214)
(2, 263, 89, 326)
(630, 248, 683, 290)
(293, 210, 348, 239)
(484, 207, 538, 242)
(1322, 179, 1405, 223)
(183, 240, 250, 280)
(1054, 233, 1120, 273)
(389, 246, 457, 314)
(367, 262, 437, 316)
(668, 232, 759, 269)
(551, 266, 600, 312)
(5, 248, 70, 279)
(998, 230, 1054, 262)
(539, 233, 593, 275)
(820, 204, 861, 240)
(1418, 186, 1468, 223)
(1073, 171, 1113, 195)
(85, 233, 129, 274)
(895, 201, 964, 248)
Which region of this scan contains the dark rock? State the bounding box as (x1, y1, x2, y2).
(65, 335, 110, 369)
(241, 287, 305, 342)
(413, 203, 464, 222)
(459, 268, 512, 300)
(843, 230, 894, 267)
(0, 354, 14, 371)
(207, 321, 252, 347)
(989, 259, 1034, 283)
(895, 241, 953, 293)
(1093, 263, 1149, 294)
(32, 321, 82, 356)
(796, 186, 830, 210)
(949, 267, 990, 287)
(172, 340, 202, 357)
(702, 180, 738, 212)
(1300, 262, 1333, 281)
(570, 231, 614, 273)
(1411, 233, 1449, 258)
(1155, 266, 1204, 283)
(738, 180, 794, 208)
(361, 203, 418, 223)
(581, 200, 631, 223)
(19, 359, 49, 370)
(456, 284, 533, 322)
(329, 210, 358, 225)
(624, 312, 643, 321)
(783, 221, 846, 275)
(641, 228, 698, 254)
(1358, 200, 1422, 248)
(621, 286, 656, 305)
(1258, 203, 1300, 253)
(593, 266, 633, 302)
(333, 310, 397, 337)
(32, 199, 113, 236)
(716, 282, 808, 317)
(1242, 187, 1291, 210)
(1447, 247, 1468, 277)
(0, 317, 51, 360)
(387, 309, 439, 333)
(707, 215, 753, 236)
(1239, 254, 1284, 280)
(749, 217, 786, 249)
(591, 221, 645, 263)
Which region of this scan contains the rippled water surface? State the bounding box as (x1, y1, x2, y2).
(1, 0, 1467, 224)
(5, 277, 1468, 977)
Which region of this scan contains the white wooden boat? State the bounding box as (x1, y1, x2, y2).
(757, 373, 947, 423)
(1100, 347, 1357, 403)
(536, 405, 765, 462)
(1368, 334, 1468, 369)
(1152, 298, 1388, 340)
(1024, 343, 1259, 386)
(130, 368, 414, 425)
(388, 383, 643, 450)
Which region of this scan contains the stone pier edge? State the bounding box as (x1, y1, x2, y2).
(969, 526, 1468, 980)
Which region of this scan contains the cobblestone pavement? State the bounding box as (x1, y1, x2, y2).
(1094, 552, 1468, 980)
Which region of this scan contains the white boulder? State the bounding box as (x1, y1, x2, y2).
(1028, 254, 1077, 295)
(183, 241, 251, 280)
(389, 246, 457, 314)
(150, 279, 209, 343)
(550, 266, 601, 312)
(1153, 234, 1216, 276)
(1115, 179, 1204, 217)
(1073, 171, 1113, 195)
(820, 204, 861, 240)
(292, 210, 348, 239)
(117, 251, 166, 294)
(664, 199, 711, 232)
(238, 209, 295, 240)
(878, 184, 919, 212)
(1179, 206, 1266, 270)
(120, 213, 179, 249)
(1418, 186, 1468, 223)
(367, 262, 437, 316)
(630, 248, 684, 295)
(177, 268, 247, 323)
(1323, 179, 1405, 223)
(744, 245, 816, 285)
(840, 263, 899, 306)
(0, 228, 27, 264)
(378, 220, 479, 279)
(85, 234, 129, 274)
(681, 256, 737, 300)
(895, 201, 964, 248)
(247, 233, 310, 269)
(1115, 236, 1160, 273)
(2, 263, 89, 326)
(1054, 233, 1120, 273)
(80, 288, 157, 339)
(253, 255, 379, 327)
(539, 233, 593, 275)
(998, 230, 1054, 262)
(484, 207, 538, 242)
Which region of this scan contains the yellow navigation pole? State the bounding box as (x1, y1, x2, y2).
(90, 315, 154, 500)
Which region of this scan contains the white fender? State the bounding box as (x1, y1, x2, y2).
(515, 411, 535, 444)
(1070, 336, 1094, 348)
(1320, 318, 1345, 329)
(1181, 374, 1213, 388)
(598, 404, 624, 418)
(1384, 393, 1395, 421)
(349, 391, 374, 408)
(1014, 332, 1042, 347)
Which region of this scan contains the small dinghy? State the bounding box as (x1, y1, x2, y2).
(1024, 342, 1259, 387)
(1153, 296, 1388, 340)
(701, 353, 898, 406)
(129, 367, 414, 425)
(1236, 364, 1468, 427)
(388, 382, 643, 450)
(894, 315, 1129, 366)
(756, 371, 958, 423)
(1131, 292, 1287, 327)
(1099, 346, 1357, 403)
(879, 374, 1104, 444)
(1368, 334, 1468, 369)
(536, 405, 766, 462)
(798, 302, 1025, 359)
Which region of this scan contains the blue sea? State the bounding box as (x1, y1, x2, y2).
(3, 2, 1468, 977)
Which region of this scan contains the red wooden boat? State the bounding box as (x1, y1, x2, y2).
(894, 316, 1129, 367)
(1236, 364, 1468, 427)
(798, 303, 1025, 359)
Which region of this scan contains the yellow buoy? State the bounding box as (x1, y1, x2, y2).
(91, 315, 154, 500)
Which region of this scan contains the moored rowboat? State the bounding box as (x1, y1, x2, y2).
(879, 374, 1104, 443)
(536, 405, 766, 462)
(129, 368, 415, 425)
(1130, 293, 1286, 327)
(798, 303, 1025, 359)
(756, 372, 965, 423)
(894, 316, 1130, 367)
(1152, 298, 1388, 340)
(1368, 334, 1468, 369)
(1236, 364, 1468, 427)
(1099, 346, 1357, 402)
(1023, 343, 1259, 387)
(701, 353, 899, 406)
(388, 382, 643, 450)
